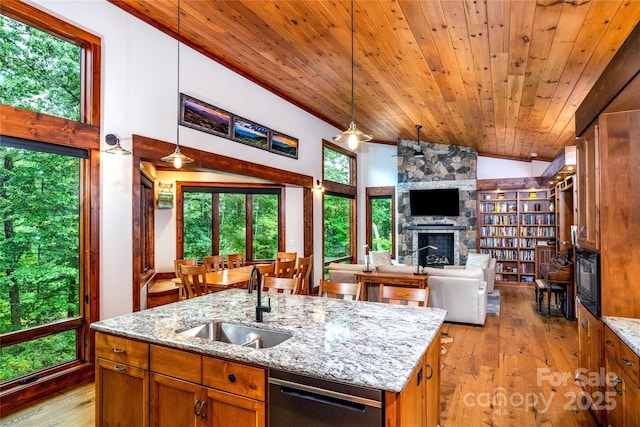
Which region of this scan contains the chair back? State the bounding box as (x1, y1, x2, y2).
(274, 259, 296, 278)
(174, 258, 198, 278)
(179, 264, 209, 298)
(256, 263, 275, 277)
(276, 251, 297, 261)
(226, 253, 245, 269)
(318, 280, 361, 301)
(293, 255, 313, 294)
(379, 285, 429, 307)
(262, 276, 300, 294)
(203, 255, 224, 273)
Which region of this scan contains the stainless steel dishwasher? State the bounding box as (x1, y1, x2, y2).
(269, 369, 383, 426)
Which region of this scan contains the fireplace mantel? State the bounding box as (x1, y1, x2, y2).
(407, 225, 466, 231)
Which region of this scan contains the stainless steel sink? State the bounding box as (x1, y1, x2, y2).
(178, 322, 292, 349)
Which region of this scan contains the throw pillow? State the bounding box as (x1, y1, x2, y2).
(369, 251, 392, 266)
(465, 253, 490, 269)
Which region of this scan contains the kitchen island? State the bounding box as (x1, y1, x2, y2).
(91, 288, 446, 426)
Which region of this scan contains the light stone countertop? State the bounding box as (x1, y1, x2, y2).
(91, 289, 446, 393)
(603, 316, 640, 357)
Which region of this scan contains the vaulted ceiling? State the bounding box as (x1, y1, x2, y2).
(110, 0, 640, 161)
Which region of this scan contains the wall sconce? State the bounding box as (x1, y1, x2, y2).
(314, 179, 325, 193)
(104, 133, 131, 155)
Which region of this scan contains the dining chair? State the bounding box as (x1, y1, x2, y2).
(293, 255, 313, 294)
(173, 258, 198, 299)
(276, 251, 297, 262)
(379, 285, 429, 307)
(274, 259, 296, 278)
(226, 253, 245, 269)
(318, 280, 361, 301)
(203, 255, 224, 273)
(179, 264, 209, 298)
(261, 276, 300, 294)
(256, 262, 275, 277)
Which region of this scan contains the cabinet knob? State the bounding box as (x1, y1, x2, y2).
(605, 340, 615, 347)
(113, 348, 125, 354)
(612, 377, 622, 396)
(228, 373, 236, 383)
(622, 358, 634, 367)
(579, 225, 587, 238)
(425, 363, 434, 380)
(581, 318, 588, 332)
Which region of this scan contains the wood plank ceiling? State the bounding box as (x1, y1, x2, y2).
(110, 0, 640, 161)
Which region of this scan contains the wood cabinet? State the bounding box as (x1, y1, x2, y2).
(149, 345, 266, 427)
(385, 331, 440, 427)
(576, 123, 600, 251)
(477, 188, 555, 285)
(577, 303, 604, 425)
(603, 326, 640, 427)
(95, 332, 150, 427)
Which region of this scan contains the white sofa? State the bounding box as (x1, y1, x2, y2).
(426, 267, 487, 325)
(444, 253, 496, 292)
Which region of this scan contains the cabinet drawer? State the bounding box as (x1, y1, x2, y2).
(202, 357, 266, 401)
(150, 344, 202, 384)
(604, 326, 621, 360)
(619, 339, 640, 387)
(95, 333, 148, 369)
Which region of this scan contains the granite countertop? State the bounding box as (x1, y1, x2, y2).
(91, 289, 446, 393)
(603, 316, 640, 357)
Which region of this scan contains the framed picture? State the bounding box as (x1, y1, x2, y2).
(270, 130, 299, 159)
(232, 116, 269, 150)
(179, 93, 231, 138)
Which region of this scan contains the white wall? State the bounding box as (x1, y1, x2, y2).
(32, 0, 552, 318)
(34, 0, 338, 319)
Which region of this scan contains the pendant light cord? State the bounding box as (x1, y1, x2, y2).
(176, 0, 181, 150)
(350, 0, 355, 124)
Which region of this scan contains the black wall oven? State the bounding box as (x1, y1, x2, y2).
(576, 248, 600, 318)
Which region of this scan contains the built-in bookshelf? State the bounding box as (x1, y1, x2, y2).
(478, 189, 556, 285)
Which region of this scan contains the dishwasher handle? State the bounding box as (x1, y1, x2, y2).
(269, 377, 382, 409)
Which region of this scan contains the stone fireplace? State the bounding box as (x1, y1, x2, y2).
(397, 139, 478, 265)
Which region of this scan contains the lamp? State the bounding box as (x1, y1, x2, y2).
(104, 133, 131, 155)
(314, 179, 325, 192)
(332, 0, 372, 150)
(410, 245, 438, 275)
(362, 244, 372, 273)
(413, 125, 424, 158)
(161, 0, 194, 169)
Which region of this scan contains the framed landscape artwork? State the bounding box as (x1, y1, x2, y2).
(179, 93, 231, 138)
(270, 130, 299, 159)
(232, 116, 269, 150)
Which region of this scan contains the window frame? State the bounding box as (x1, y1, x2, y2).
(0, 1, 101, 413)
(322, 141, 357, 267)
(176, 182, 286, 262)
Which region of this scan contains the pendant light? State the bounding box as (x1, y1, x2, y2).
(333, 0, 372, 150)
(413, 125, 424, 158)
(161, 0, 194, 169)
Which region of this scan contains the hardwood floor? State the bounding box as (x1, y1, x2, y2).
(1, 285, 597, 426)
(440, 285, 597, 426)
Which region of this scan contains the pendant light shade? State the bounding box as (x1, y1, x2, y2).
(333, 0, 372, 150)
(162, 0, 193, 169)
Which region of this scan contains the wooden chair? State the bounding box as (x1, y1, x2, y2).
(173, 258, 198, 299)
(179, 264, 209, 298)
(203, 255, 224, 273)
(379, 285, 429, 307)
(226, 253, 245, 269)
(262, 276, 300, 294)
(256, 262, 275, 277)
(276, 251, 297, 262)
(293, 255, 313, 294)
(274, 259, 296, 278)
(318, 280, 361, 301)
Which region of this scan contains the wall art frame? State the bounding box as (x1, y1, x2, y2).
(270, 130, 299, 159)
(179, 93, 231, 138)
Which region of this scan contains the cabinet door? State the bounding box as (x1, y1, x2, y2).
(425, 331, 440, 427)
(205, 387, 265, 427)
(150, 373, 203, 427)
(578, 303, 604, 424)
(576, 124, 599, 251)
(605, 352, 624, 427)
(95, 358, 149, 427)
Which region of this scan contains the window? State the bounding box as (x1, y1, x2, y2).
(179, 184, 283, 261)
(366, 187, 396, 259)
(322, 142, 357, 268)
(0, 1, 100, 410)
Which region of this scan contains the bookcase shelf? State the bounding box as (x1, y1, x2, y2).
(477, 189, 556, 285)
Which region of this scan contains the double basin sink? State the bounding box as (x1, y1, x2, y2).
(178, 321, 292, 349)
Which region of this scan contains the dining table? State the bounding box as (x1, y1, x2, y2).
(174, 264, 272, 294)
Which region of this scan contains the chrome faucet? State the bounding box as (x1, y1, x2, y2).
(247, 267, 270, 322)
